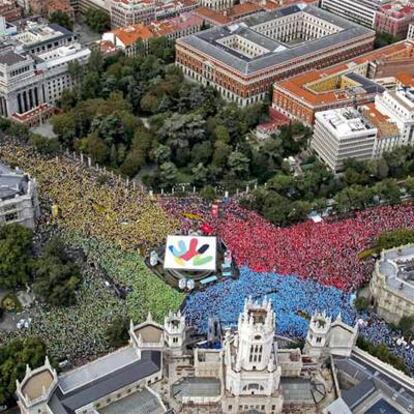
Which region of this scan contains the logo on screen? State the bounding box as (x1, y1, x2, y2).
(168, 237, 213, 267)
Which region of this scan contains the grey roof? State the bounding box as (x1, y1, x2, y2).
(172, 377, 221, 398)
(50, 349, 161, 414)
(99, 388, 165, 414)
(59, 346, 141, 394)
(0, 162, 28, 201)
(47, 23, 74, 37)
(378, 245, 414, 300)
(281, 377, 314, 402)
(333, 352, 414, 413)
(0, 50, 27, 65)
(342, 379, 377, 408)
(178, 4, 374, 75)
(346, 72, 385, 95)
(364, 399, 403, 414)
(281, 377, 326, 403)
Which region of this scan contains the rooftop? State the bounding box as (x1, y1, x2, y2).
(360, 102, 400, 138)
(52, 349, 161, 413)
(0, 162, 29, 201)
(172, 377, 221, 398)
(99, 388, 165, 414)
(134, 324, 163, 343)
(108, 12, 202, 46)
(378, 245, 414, 301)
(315, 108, 376, 136)
(275, 40, 412, 106)
(177, 4, 374, 75)
(21, 369, 54, 401)
(0, 48, 27, 65)
(333, 351, 414, 413)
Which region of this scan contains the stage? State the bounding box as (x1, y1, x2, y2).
(145, 235, 239, 291)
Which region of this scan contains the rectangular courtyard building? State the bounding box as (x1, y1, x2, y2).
(175, 4, 375, 106)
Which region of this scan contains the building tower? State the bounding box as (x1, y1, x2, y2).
(304, 310, 332, 358)
(236, 296, 276, 372)
(164, 310, 186, 354)
(16, 356, 58, 414)
(223, 297, 283, 414)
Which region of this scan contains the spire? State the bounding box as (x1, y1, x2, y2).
(25, 364, 31, 377)
(147, 311, 153, 322)
(336, 312, 342, 322)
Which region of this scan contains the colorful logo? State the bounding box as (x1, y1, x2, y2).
(168, 237, 213, 267)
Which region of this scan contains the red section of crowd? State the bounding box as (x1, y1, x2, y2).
(215, 203, 414, 291)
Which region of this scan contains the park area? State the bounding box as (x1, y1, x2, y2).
(1, 139, 414, 374)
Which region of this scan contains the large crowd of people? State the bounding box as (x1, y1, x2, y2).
(0, 141, 177, 253)
(0, 140, 182, 361)
(2, 139, 414, 373)
(214, 202, 414, 291)
(184, 267, 414, 374)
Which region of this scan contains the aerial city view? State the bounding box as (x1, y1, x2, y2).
(4, 0, 414, 413)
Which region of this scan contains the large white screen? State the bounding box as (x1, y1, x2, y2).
(164, 235, 217, 271)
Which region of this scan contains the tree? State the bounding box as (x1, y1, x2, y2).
(29, 134, 60, 156)
(213, 125, 230, 144)
(159, 162, 178, 187)
(268, 174, 296, 197)
(148, 37, 175, 62)
(33, 237, 81, 306)
(0, 224, 33, 289)
(200, 185, 216, 202)
(81, 72, 102, 100)
(153, 145, 171, 164)
(85, 8, 110, 33)
(375, 228, 414, 252)
(354, 297, 369, 312)
(192, 163, 209, 186)
(78, 134, 110, 164)
(212, 141, 231, 170)
(228, 151, 250, 178)
(51, 111, 78, 147)
(373, 178, 401, 204)
(105, 316, 129, 348)
(0, 337, 47, 405)
(375, 32, 398, 49)
(334, 185, 373, 211)
(404, 176, 414, 197)
(398, 316, 414, 338)
(191, 141, 212, 165)
(261, 192, 292, 226)
(49, 11, 73, 30)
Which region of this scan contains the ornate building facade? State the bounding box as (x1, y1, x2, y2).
(370, 245, 414, 325)
(175, 4, 375, 106)
(16, 299, 366, 414)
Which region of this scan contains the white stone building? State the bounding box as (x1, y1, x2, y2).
(0, 162, 39, 229)
(375, 87, 414, 146)
(304, 311, 358, 359)
(17, 300, 348, 414)
(18, 297, 414, 414)
(311, 108, 378, 172)
(0, 41, 90, 121)
(319, 0, 390, 28)
(369, 244, 414, 325)
(222, 297, 284, 413)
(200, 0, 233, 11)
(408, 22, 414, 39)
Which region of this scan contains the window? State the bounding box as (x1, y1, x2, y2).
(5, 212, 17, 222)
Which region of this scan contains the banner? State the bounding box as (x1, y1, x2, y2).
(164, 235, 217, 271)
